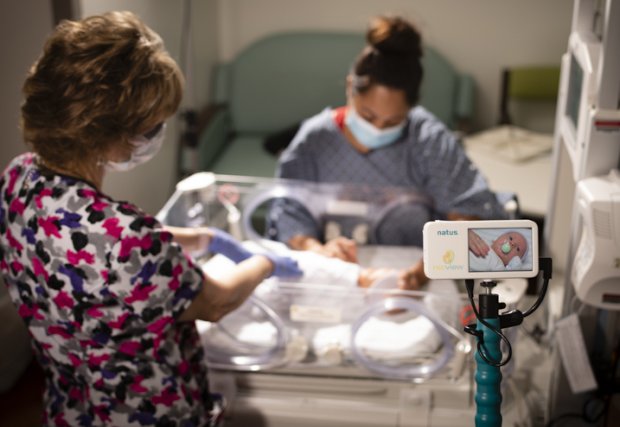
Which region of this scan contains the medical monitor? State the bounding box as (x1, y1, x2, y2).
(557, 29, 606, 180)
(565, 53, 583, 132)
(423, 220, 539, 280)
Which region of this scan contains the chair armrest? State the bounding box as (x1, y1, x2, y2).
(454, 74, 475, 132)
(196, 104, 231, 171)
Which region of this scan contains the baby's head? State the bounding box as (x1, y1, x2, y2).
(493, 231, 528, 267)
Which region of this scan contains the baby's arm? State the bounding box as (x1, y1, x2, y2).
(357, 267, 401, 288)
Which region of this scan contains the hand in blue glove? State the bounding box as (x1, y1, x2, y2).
(262, 253, 303, 278)
(207, 228, 253, 263)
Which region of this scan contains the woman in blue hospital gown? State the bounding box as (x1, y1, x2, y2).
(268, 15, 507, 290)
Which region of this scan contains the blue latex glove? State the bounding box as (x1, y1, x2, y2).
(207, 228, 253, 263)
(262, 253, 303, 278)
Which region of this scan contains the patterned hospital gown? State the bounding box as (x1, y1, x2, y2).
(0, 153, 220, 426)
(268, 106, 508, 246)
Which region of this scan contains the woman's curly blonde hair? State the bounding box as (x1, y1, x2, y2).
(21, 11, 184, 167)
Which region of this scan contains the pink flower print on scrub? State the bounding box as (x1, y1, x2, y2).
(0, 153, 217, 426)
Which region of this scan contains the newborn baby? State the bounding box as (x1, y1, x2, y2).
(203, 239, 399, 288)
(468, 229, 529, 271)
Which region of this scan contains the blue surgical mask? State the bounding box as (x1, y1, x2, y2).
(345, 107, 406, 150)
(106, 123, 166, 172)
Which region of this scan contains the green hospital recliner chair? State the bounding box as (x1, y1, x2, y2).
(498, 65, 561, 133)
(196, 31, 476, 178)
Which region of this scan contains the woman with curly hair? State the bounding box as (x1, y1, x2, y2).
(0, 11, 300, 426)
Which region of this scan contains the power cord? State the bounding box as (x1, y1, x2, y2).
(464, 257, 552, 367)
(465, 280, 513, 367)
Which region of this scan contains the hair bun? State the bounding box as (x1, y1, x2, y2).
(366, 16, 422, 56)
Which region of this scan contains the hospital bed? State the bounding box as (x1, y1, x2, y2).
(157, 173, 535, 427)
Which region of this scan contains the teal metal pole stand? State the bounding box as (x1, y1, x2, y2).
(475, 280, 503, 427)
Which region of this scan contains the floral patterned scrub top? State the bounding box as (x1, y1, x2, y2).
(0, 153, 221, 427)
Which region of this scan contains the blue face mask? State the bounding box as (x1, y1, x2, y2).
(345, 107, 406, 150)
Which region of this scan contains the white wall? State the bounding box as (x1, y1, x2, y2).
(2, 1, 571, 214)
(0, 0, 218, 215)
(0, 0, 52, 387)
(80, 0, 219, 214)
(215, 0, 572, 131)
(81, 0, 218, 112)
(0, 1, 53, 176)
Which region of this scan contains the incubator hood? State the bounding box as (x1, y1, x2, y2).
(156, 173, 471, 381)
(572, 169, 620, 309)
(157, 172, 434, 247)
(155, 173, 537, 426)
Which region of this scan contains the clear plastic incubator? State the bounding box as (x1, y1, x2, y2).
(157, 173, 529, 427)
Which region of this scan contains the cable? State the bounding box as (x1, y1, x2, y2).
(522, 257, 552, 318)
(465, 280, 513, 367)
(464, 258, 552, 367)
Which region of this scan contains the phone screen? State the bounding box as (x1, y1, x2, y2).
(468, 227, 534, 273)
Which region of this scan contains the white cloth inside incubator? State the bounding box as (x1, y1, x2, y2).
(313, 279, 459, 362)
(312, 314, 440, 361)
(356, 314, 441, 359)
(200, 243, 459, 365)
(226, 321, 278, 346)
(197, 318, 278, 349)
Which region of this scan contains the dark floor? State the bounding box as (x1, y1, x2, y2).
(0, 359, 44, 427)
